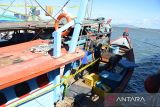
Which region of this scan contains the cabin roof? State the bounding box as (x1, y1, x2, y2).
(0, 19, 104, 32)
(0, 39, 85, 90)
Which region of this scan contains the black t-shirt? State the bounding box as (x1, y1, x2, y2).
(94, 46, 101, 59)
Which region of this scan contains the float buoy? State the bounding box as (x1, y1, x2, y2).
(54, 13, 72, 36)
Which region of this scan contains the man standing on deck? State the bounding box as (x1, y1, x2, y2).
(101, 19, 112, 44)
(92, 43, 102, 73)
(105, 19, 112, 36)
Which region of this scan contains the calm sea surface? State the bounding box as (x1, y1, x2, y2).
(112, 27, 160, 92)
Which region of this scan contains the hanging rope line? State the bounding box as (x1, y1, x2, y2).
(29, 0, 34, 6)
(0, 6, 29, 17)
(90, 0, 93, 17)
(46, 0, 72, 25)
(0, 0, 36, 19)
(53, 0, 71, 18)
(28, 0, 70, 41)
(85, 0, 92, 18)
(86, 2, 90, 18)
(1, 0, 16, 16)
(33, 0, 56, 20)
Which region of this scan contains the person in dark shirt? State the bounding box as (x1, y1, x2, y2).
(92, 43, 102, 73)
(106, 55, 122, 70)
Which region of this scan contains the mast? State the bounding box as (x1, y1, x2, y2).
(69, 0, 88, 53)
(25, 0, 27, 21)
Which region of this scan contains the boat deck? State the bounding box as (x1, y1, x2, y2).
(0, 39, 85, 90)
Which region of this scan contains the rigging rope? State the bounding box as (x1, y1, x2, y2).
(26, 0, 72, 46)
(53, 0, 71, 18)
(85, 0, 93, 18)
(46, 0, 72, 25)
(86, 3, 90, 18)
(33, 0, 56, 20)
(90, 0, 93, 17)
(31, 29, 43, 41)
(1, 0, 16, 16)
(29, 0, 34, 6)
(0, 7, 29, 17)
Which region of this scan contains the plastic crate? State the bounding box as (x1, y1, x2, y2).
(92, 82, 111, 97)
(84, 73, 99, 87)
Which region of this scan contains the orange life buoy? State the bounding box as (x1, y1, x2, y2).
(54, 13, 72, 36)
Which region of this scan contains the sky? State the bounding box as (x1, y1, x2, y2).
(0, 0, 160, 29)
(92, 0, 160, 29)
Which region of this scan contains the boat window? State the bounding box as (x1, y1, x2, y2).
(14, 82, 31, 97)
(36, 74, 49, 87)
(0, 92, 7, 106)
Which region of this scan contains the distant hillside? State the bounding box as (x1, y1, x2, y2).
(113, 24, 137, 28)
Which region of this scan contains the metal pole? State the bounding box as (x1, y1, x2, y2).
(52, 31, 61, 58)
(52, 21, 74, 57)
(25, 0, 27, 21)
(69, 0, 89, 53)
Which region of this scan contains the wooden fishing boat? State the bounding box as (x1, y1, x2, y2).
(0, 0, 136, 107)
(100, 33, 135, 93)
(0, 24, 136, 107)
(0, 0, 90, 106)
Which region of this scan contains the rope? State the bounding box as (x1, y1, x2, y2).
(31, 29, 43, 41)
(46, 0, 72, 25)
(24, 0, 30, 6)
(35, 99, 45, 107)
(85, 0, 93, 18)
(90, 0, 93, 17)
(86, 2, 90, 18)
(62, 58, 99, 81)
(9, 81, 65, 107)
(53, 0, 71, 18)
(33, 0, 56, 20)
(21, 29, 43, 48)
(29, 0, 34, 6)
(0, 7, 29, 17)
(1, 0, 16, 16)
(0, 0, 36, 19)
(9, 57, 99, 107)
